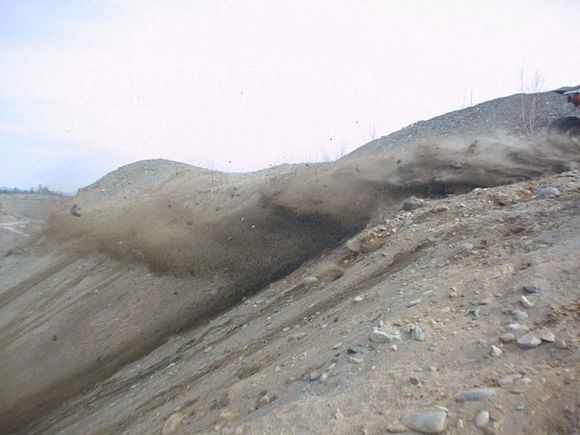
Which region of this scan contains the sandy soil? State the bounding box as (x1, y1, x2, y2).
(0, 93, 579, 434)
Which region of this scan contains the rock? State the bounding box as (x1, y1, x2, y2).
(500, 333, 516, 343)
(369, 328, 401, 344)
(349, 356, 364, 364)
(522, 285, 540, 294)
(498, 374, 522, 386)
(407, 298, 422, 308)
(515, 377, 532, 386)
(219, 410, 241, 423)
(539, 331, 555, 342)
(319, 373, 328, 383)
(513, 311, 528, 321)
(162, 413, 187, 434)
(401, 410, 447, 433)
(455, 388, 496, 403)
(536, 186, 560, 198)
(403, 196, 425, 211)
(335, 408, 344, 420)
(474, 410, 490, 428)
(554, 339, 567, 349)
(516, 333, 541, 349)
(386, 422, 407, 433)
(354, 296, 364, 302)
(70, 204, 82, 217)
(520, 295, 535, 308)
(346, 238, 362, 253)
(490, 345, 503, 357)
(515, 404, 525, 411)
(505, 323, 529, 332)
(411, 325, 426, 341)
(303, 276, 318, 285)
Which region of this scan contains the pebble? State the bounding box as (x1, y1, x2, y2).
(319, 373, 328, 383)
(407, 298, 422, 308)
(515, 404, 525, 411)
(498, 373, 522, 386)
(162, 413, 187, 434)
(354, 296, 364, 302)
(555, 339, 567, 349)
(516, 333, 542, 349)
(411, 325, 426, 341)
(522, 285, 540, 294)
(390, 344, 398, 352)
(490, 345, 503, 357)
(515, 377, 532, 386)
(369, 328, 401, 344)
(349, 356, 364, 364)
(505, 323, 529, 332)
(386, 423, 407, 433)
(520, 295, 535, 309)
(335, 408, 344, 420)
(500, 333, 516, 343)
(539, 331, 555, 342)
(455, 388, 497, 403)
(346, 238, 362, 253)
(401, 409, 447, 433)
(513, 311, 528, 321)
(536, 186, 560, 198)
(474, 410, 490, 428)
(403, 196, 425, 211)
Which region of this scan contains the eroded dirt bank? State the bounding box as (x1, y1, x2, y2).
(0, 131, 579, 432)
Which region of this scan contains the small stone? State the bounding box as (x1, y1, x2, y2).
(554, 339, 567, 349)
(515, 404, 525, 411)
(349, 356, 364, 364)
(369, 328, 401, 344)
(522, 285, 540, 294)
(516, 333, 541, 349)
(515, 377, 532, 386)
(411, 325, 426, 341)
(474, 410, 490, 428)
(500, 333, 516, 343)
(407, 298, 422, 308)
(403, 196, 425, 211)
(409, 376, 420, 385)
(513, 311, 528, 321)
(520, 295, 534, 308)
(536, 186, 560, 198)
(505, 323, 529, 332)
(455, 388, 496, 403)
(219, 410, 241, 423)
(346, 238, 362, 253)
(390, 344, 398, 352)
(354, 296, 364, 302)
(538, 331, 555, 342)
(319, 373, 328, 383)
(498, 373, 522, 386)
(332, 342, 342, 350)
(401, 410, 447, 433)
(303, 276, 318, 284)
(490, 345, 503, 357)
(335, 408, 344, 420)
(162, 413, 187, 434)
(457, 418, 464, 429)
(386, 423, 407, 433)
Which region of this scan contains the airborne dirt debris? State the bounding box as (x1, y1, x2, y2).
(0, 92, 579, 434)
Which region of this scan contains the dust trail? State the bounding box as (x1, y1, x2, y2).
(0, 133, 578, 432)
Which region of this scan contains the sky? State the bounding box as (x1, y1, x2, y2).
(0, 0, 578, 192)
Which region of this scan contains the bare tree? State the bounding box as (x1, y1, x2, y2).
(519, 69, 545, 135)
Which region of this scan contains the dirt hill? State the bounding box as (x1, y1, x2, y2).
(0, 91, 578, 434)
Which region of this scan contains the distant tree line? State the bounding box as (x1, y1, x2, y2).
(0, 185, 64, 196)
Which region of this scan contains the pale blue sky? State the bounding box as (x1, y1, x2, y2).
(1, 0, 578, 192)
